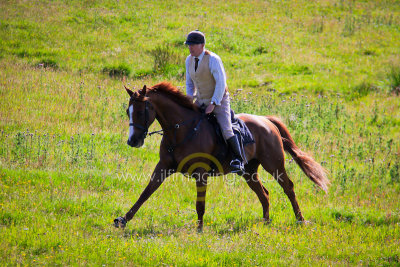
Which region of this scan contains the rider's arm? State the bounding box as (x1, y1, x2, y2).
(209, 54, 227, 106)
(185, 56, 195, 98)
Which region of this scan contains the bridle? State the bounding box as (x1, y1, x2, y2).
(128, 97, 205, 154)
(129, 98, 151, 140)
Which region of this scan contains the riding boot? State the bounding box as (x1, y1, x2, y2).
(227, 135, 245, 174)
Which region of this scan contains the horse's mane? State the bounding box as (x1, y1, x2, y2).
(149, 82, 198, 111)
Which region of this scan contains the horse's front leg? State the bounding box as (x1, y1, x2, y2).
(192, 168, 208, 232)
(114, 161, 173, 228)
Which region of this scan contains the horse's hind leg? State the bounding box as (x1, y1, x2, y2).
(261, 161, 304, 221)
(242, 160, 270, 222)
(278, 169, 304, 221)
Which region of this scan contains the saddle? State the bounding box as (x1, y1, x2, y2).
(205, 109, 255, 165)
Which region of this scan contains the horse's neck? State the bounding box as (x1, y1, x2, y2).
(150, 95, 197, 131)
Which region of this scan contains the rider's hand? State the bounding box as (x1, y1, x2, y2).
(205, 103, 215, 114)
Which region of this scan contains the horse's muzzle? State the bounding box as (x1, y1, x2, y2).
(127, 138, 144, 148)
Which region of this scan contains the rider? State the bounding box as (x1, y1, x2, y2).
(184, 30, 244, 174)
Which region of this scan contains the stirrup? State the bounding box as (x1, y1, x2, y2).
(230, 159, 244, 174)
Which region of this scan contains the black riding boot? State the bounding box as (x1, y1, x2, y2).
(227, 135, 245, 174)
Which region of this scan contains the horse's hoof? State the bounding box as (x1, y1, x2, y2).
(197, 221, 204, 233)
(264, 218, 272, 224)
(114, 217, 127, 229)
(296, 220, 311, 225)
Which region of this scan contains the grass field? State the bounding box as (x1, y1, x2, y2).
(1, 0, 400, 265)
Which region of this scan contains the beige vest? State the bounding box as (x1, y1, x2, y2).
(188, 51, 216, 105)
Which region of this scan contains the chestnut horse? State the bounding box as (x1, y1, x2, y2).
(114, 82, 329, 231)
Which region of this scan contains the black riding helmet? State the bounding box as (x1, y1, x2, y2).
(185, 30, 205, 45)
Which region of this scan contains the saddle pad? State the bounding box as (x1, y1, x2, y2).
(230, 110, 255, 146)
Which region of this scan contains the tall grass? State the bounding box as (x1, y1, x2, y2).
(388, 64, 400, 95)
(1, 0, 400, 265)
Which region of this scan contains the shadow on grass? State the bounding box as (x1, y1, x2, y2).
(330, 209, 400, 226)
(214, 224, 251, 235)
(120, 223, 188, 239)
(117, 219, 260, 238)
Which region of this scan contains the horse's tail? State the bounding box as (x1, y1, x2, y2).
(267, 116, 330, 192)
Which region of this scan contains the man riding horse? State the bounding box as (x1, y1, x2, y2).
(184, 30, 244, 174)
(113, 31, 329, 230)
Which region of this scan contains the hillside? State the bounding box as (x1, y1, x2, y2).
(1, 0, 400, 265)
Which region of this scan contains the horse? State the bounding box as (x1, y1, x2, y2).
(114, 82, 329, 231)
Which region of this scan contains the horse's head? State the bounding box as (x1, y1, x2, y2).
(125, 85, 156, 148)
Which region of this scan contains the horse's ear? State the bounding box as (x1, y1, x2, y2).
(139, 85, 147, 96)
(125, 85, 134, 97)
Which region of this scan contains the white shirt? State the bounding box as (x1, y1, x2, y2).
(185, 50, 227, 106)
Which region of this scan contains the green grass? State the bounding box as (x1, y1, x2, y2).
(1, 0, 400, 93)
(1, 0, 400, 265)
